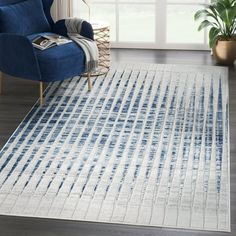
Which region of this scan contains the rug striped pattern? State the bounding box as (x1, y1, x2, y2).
(0, 64, 230, 232)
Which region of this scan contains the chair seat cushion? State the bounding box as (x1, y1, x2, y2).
(28, 33, 86, 82)
(0, 0, 51, 35)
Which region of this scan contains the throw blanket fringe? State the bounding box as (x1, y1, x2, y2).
(65, 18, 99, 73)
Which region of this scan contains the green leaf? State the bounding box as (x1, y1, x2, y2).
(209, 34, 219, 48)
(194, 7, 220, 23)
(194, 9, 209, 21)
(217, 0, 231, 9)
(209, 27, 220, 46)
(208, 26, 221, 48)
(209, 27, 220, 39)
(220, 8, 236, 30)
(215, 1, 227, 16)
(208, 5, 223, 23)
(198, 20, 214, 31)
(228, 7, 236, 23)
(209, 4, 219, 16)
(221, 9, 230, 26)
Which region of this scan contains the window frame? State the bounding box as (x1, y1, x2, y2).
(73, 0, 210, 50)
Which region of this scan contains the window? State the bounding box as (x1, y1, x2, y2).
(72, 0, 209, 50)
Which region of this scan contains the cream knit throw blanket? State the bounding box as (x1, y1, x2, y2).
(65, 18, 99, 73)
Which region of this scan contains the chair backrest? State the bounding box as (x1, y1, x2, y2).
(0, 0, 54, 26)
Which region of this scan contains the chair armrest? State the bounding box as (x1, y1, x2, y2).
(0, 33, 41, 81)
(53, 19, 94, 40)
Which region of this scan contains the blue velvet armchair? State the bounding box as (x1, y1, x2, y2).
(0, 0, 94, 105)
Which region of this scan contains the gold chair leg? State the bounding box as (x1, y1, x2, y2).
(0, 72, 3, 95)
(87, 73, 92, 91)
(39, 81, 44, 106)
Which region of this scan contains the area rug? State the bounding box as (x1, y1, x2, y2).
(0, 63, 230, 232)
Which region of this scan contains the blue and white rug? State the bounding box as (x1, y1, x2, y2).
(0, 64, 230, 232)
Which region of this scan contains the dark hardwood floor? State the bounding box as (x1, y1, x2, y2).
(0, 49, 235, 236)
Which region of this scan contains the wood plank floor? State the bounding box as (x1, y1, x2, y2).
(0, 49, 235, 236)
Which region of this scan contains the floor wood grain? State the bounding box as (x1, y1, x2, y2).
(0, 49, 235, 236)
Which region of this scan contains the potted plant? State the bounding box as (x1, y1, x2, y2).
(194, 0, 236, 65)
